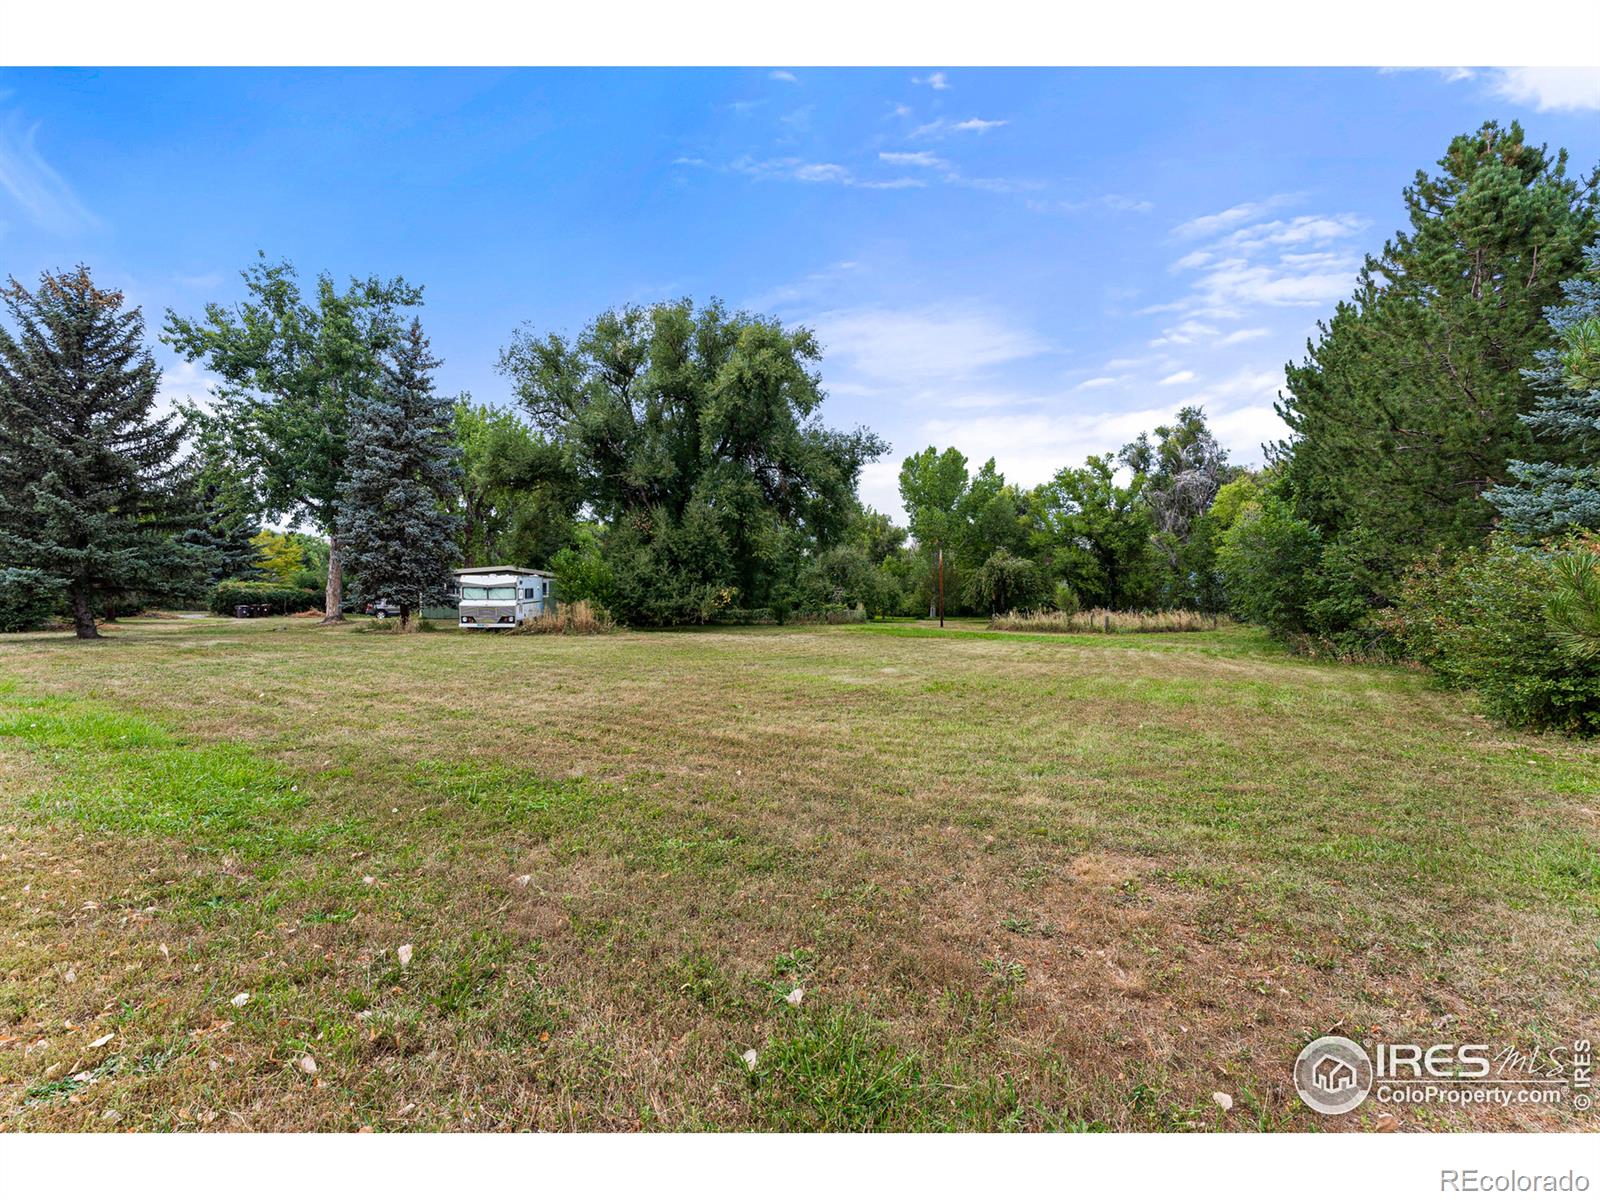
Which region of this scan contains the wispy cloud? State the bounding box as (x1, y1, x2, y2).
(1161, 202, 1364, 320)
(0, 111, 98, 236)
(769, 70, 799, 84)
(1484, 67, 1600, 112)
(910, 116, 1008, 139)
(878, 150, 948, 169)
(1170, 193, 1301, 240)
(716, 155, 924, 191)
(1217, 327, 1269, 346)
(1030, 193, 1155, 217)
(813, 305, 1054, 383)
(1159, 370, 1195, 385)
(912, 72, 950, 90)
(1415, 66, 1600, 112)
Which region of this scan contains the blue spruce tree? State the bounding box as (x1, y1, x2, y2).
(1488, 238, 1600, 538)
(339, 318, 462, 626)
(0, 267, 195, 637)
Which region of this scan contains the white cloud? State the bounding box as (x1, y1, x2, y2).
(1159, 370, 1195, 386)
(1162, 208, 1364, 316)
(724, 155, 921, 191)
(878, 150, 947, 169)
(1076, 376, 1121, 389)
(1423, 66, 1600, 112)
(1150, 319, 1219, 347)
(1170, 193, 1301, 240)
(790, 161, 850, 184)
(1028, 193, 1154, 217)
(813, 306, 1053, 383)
(1218, 213, 1368, 252)
(769, 70, 799, 84)
(1485, 67, 1600, 112)
(912, 72, 950, 90)
(0, 111, 98, 236)
(1217, 328, 1269, 346)
(1188, 255, 1358, 309)
(910, 116, 1007, 139)
(1101, 194, 1154, 213)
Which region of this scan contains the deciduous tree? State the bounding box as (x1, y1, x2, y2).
(164, 256, 423, 621)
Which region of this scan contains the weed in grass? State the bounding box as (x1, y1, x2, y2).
(746, 1008, 927, 1132)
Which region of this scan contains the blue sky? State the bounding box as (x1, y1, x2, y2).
(2, 67, 1598, 519)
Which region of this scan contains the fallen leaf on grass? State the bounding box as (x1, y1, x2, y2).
(396, 944, 413, 968)
(784, 988, 804, 1007)
(1374, 1112, 1401, 1132)
(88, 1033, 115, 1049)
(1212, 1091, 1233, 1112)
(230, 992, 251, 1008)
(296, 1054, 318, 1075)
(741, 1048, 759, 1070)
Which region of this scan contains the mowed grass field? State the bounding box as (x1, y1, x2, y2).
(1, 615, 1596, 1132)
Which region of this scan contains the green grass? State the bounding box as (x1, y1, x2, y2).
(0, 615, 1596, 1132)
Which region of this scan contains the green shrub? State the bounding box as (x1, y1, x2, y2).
(1389, 534, 1600, 734)
(1051, 582, 1080, 616)
(1216, 498, 1322, 636)
(0, 568, 65, 633)
(208, 579, 324, 616)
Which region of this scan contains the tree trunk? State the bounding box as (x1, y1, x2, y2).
(321, 533, 346, 623)
(400, 602, 414, 631)
(70, 588, 100, 640)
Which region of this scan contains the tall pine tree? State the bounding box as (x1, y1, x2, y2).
(339, 318, 462, 627)
(0, 267, 191, 638)
(1487, 237, 1600, 538)
(1277, 121, 1597, 584)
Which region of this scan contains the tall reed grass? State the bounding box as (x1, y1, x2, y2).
(988, 608, 1219, 634)
(510, 599, 616, 635)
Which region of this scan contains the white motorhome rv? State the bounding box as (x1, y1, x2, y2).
(453, 566, 556, 630)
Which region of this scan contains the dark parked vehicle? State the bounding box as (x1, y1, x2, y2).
(233, 603, 273, 618)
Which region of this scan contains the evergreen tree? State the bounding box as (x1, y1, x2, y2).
(1487, 237, 1600, 538)
(173, 416, 262, 586)
(338, 319, 462, 626)
(0, 267, 191, 638)
(1277, 121, 1597, 581)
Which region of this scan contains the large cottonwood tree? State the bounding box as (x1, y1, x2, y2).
(164, 256, 422, 621)
(498, 299, 885, 623)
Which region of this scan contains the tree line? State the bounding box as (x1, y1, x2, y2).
(0, 119, 1595, 733)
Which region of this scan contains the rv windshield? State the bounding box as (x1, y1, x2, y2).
(460, 585, 516, 601)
